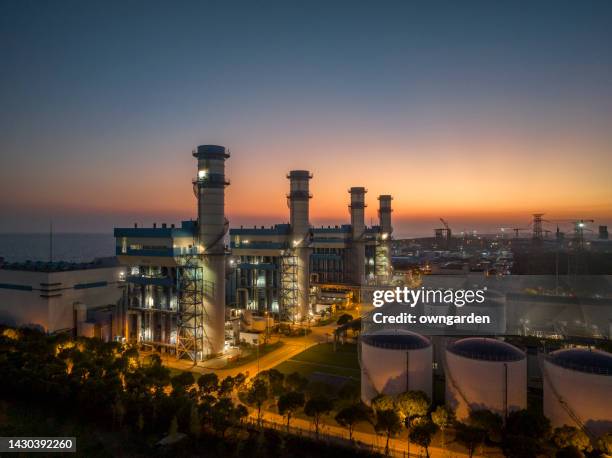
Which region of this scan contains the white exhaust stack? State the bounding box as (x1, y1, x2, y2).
(194, 144, 229, 355)
(377, 195, 393, 283)
(349, 187, 366, 285)
(288, 170, 312, 321)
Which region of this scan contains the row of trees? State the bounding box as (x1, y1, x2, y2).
(0, 328, 372, 457)
(367, 390, 612, 458)
(2, 328, 610, 457)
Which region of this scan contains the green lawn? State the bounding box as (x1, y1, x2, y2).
(274, 342, 360, 379)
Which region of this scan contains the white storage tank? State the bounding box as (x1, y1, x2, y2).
(360, 330, 432, 404)
(543, 348, 612, 436)
(445, 337, 526, 420)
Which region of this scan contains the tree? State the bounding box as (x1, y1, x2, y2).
(468, 409, 502, 443)
(374, 409, 402, 455)
(395, 390, 430, 423)
(337, 381, 360, 401)
(304, 396, 334, 438)
(189, 403, 201, 439)
(246, 377, 269, 425)
(502, 409, 551, 457)
(233, 372, 247, 391)
(218, 375, 235, 397)
(431, 405, 455, 447)
(371, 394, 395, 413)
(211, 397, 236, 438)
(455, 422, 486, 458)
(597, 432, 612, 456)
(336, 313, 353, 326)
(395, 390, 430, 457)
(556, 446, 585, 458)
(504, 409, 551, 441)
(233, 404, 248, 425)
(171, 371, 195, 395)
(335, 403, 371, 441)
(409, 419, 437, 458)
(502, 435, 540, 458)
(552, 426, 591, 453)
(285, 372, 308, 392)
(168, 415, 179, 436)
(112, 397, 125, 429)
(257, 369, 285, 397)
(197, 373, 219, 397)
(277, 391, 305, 431)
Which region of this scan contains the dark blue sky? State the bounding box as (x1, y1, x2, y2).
(1, 1, 611, 235)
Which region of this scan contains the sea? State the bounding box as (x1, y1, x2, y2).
(0, 233, 116, 263)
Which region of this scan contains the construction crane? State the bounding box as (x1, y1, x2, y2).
(440, 218, 451, 239)
(547, 219, 595, 249)
(434, 218, 452, 249)
(532, 213, 546, 241)
(499, 226, 529, 239)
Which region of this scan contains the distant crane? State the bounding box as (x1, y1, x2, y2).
(499, 226, 529, 239)
(532, 213, 546, 241)
(434, 218, 452, 249)
(440, 218, 451, 238)
(548, 219, 595, 249)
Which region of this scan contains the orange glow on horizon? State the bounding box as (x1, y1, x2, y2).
(2, 126, 611, 233)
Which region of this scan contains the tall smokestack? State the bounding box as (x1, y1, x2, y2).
(377, 195, 393, 284)
(288, 170, 312, 236)
(378, 195, 393, 236)
(193, 144, 229, 355)
(349, 187, 367, 285)
(288, 170, 312, 321)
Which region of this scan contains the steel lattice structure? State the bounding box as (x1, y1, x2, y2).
(176, 257, 205, 362)
(280, 251, 299, 322)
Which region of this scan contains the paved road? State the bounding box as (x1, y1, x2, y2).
(251, 409, 483, 458)
(155, 321, 338, 379)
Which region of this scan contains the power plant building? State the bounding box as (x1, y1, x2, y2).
(0, 257, 125, 337)
(113, 145, 394, 360)
(229, 177, 394, 320)
(114, 145, 230, 361)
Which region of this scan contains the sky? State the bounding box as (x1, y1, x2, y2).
(1, 0, 611, 237)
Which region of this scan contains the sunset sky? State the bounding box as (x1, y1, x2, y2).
(1, 1, 611, 237)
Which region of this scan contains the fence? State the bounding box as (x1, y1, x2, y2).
(243, 417, 424, 457)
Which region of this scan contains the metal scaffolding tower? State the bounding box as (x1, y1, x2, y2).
(176, 258, 205, 363)
(280, 251, 299, 322)
(375, 239, 390, 283)
(532, 213, 545, 242)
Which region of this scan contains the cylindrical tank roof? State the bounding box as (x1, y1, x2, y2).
(447, 337, 525, 362)
(547, 348, 612, 375)
(194, 144, 230, 158)
(361, 331, 431, 350)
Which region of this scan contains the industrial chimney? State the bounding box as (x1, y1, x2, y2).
(378, 195, 393, 236)
(288, 170, 312, 321)
(349, 187, 367, 285)
(377, 195, 393, 283)
(193, 144, 229, 355)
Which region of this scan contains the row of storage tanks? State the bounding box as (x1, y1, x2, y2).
(360, 330, 612, 436)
